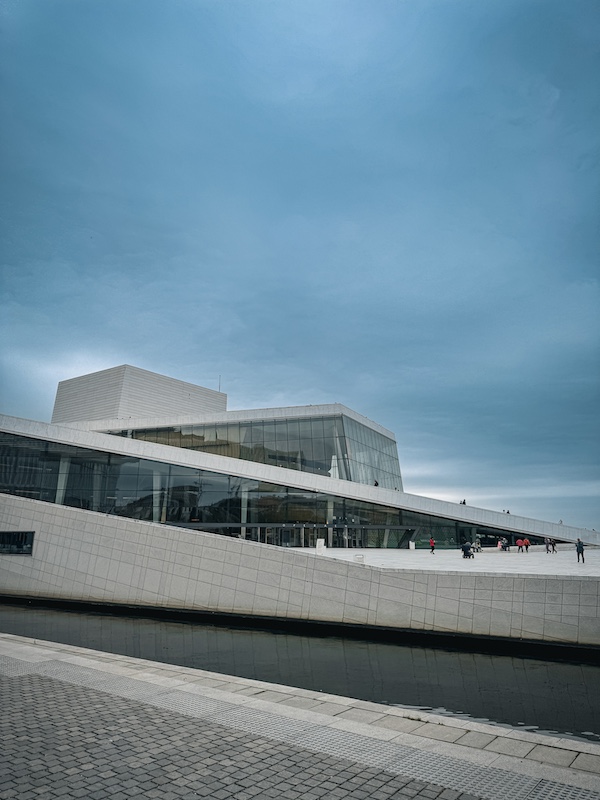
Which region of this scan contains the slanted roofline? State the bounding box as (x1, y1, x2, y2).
(58, 403, 397, 442)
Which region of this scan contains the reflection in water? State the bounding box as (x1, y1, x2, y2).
(0, 604, 598, 743)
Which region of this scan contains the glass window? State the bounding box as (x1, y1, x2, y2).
(151, 428, 170, 446)
(239, 425, 252, 445)
(286, 419, 300, 439)
(198, 472, 229, 494)
(0, 531, 35, 554)
(191, 425, 207, 444)
(310, 418, 324, 439)
(262, 423, 276, 442)
(285, 491, 317, 522)
(249, 443, 266, 464)
(215, 425, 227, 442)
(0, 432, 526, 548)
(299, 442, 314, 472)
(274, 420, 288, 440)
(322, 417, 336, 439)
(226, 423, 241, 444)
(203, 425, 218, 443)
(196, 492, 230, 522)
(247, 484, 287, 523)
(250, 423, 264, 443)
(298, 419, 312, 440)
(311, 440, 328, 475)
(167, 428, 181, 447)
(229, 476, 256, 496)
(167, 465, 199, 484)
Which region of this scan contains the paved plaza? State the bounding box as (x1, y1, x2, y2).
(314, 545, 600, 576)
(1, 634, 599, 800)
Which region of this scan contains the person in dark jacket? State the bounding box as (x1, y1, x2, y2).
(461, 541, 474, 559)
(576, 539, 585, 564)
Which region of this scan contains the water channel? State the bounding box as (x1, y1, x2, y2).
(1, 602, 598, 744)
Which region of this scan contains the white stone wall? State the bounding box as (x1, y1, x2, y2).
(1, 495, 598, 646)
(51, 365, 226, 423)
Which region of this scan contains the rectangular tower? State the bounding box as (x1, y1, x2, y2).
(51, 365, 227, 423)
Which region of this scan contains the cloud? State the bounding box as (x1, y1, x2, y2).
(0, 0, 598, 528)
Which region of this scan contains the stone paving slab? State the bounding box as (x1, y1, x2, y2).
(1, 633, 600, 800)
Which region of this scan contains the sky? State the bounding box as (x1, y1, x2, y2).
(1, 0, 598, 529)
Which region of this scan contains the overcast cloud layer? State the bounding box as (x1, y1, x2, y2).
(1, 0, 598, 529)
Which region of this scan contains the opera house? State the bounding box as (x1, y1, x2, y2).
(1, 365, 597, 645)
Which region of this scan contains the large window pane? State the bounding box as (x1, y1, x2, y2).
(262, 423, 276, 443)
(287, 420, 300, 439)
(274, 421, 288, 440)
(250, 423, 264, 443)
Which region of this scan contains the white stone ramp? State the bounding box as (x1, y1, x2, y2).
(311, 545, 600, 576)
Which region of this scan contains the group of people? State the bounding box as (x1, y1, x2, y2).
(515, 538, 531, 552)
(427, 536, 587, 563)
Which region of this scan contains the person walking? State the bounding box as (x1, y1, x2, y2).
(523, 538, 530, 552)
(429, 537, 435, 554)
(516, 538, 524, 552)
(576, 539, 585, 564)
(545, 537, 551, 554)
(550, 539, 557, 554)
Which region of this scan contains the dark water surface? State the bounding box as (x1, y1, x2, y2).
(1, 604, 598, 743)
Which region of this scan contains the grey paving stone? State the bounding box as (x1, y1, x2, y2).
(308, 701, 348, 716)
(371, 715, 424, 733)
(335, 707, 387, 724)
(483, 736, 536, 757)
(525, 744, 577, 767)
(572, 752, 600, 774)
(453, 731, 497, 749)
(412, 723, 466, 743)
(1, 669, 598, 800)
(277, 695, 323, 710)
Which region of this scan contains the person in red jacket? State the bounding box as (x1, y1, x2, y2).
(429, 537, 435, 554)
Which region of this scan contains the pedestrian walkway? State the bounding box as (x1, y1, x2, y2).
(1, 634, 599, 800)
(313, 545, 600, 576)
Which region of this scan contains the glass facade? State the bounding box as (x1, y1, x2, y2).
(0, 431, 523, 549)
(106, 414, 403, 491)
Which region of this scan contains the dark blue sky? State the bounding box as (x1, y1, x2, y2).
(1, 0, 598, 528)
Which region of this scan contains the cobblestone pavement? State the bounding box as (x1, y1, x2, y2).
(1, 635, 599, 800)
(1, 674, 480, 800)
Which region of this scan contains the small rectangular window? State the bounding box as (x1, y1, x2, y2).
(0, 531, 34, 555)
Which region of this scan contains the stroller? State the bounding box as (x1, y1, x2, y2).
(461, 542, 474, 559)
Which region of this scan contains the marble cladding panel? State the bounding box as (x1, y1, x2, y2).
(1, 494, 599, 644)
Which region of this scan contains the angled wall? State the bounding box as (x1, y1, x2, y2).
(1, 495, 598, 646)
(51, 365, 227, 424)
